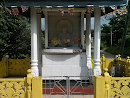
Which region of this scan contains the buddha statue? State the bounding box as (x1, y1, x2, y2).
(59, 27, 70, 47)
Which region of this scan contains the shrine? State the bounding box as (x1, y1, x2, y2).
(4, 0, 127, 80)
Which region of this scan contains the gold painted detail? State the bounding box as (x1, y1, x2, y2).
(0, 81, 25, 98)
(111, 79, 130, 98)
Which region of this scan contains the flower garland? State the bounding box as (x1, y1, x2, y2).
(64, 39, 70, 43)
(73, 35, 81, 44)
(68, 5, 74, 15)
(51, 38, 61, 45)
(58, 8, 64, 16)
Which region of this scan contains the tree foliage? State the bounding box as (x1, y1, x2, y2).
(101, 14, 130, 57)
(0, 5, 31, 59)
(101, 14, 130, 46)
(41, 30, 45, 50)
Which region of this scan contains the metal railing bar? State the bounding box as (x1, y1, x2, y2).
(56, 81, 66, 91)
(70, 81, 80, 92)
(54, 82, 66, 94)
(70, 82, 81, 93)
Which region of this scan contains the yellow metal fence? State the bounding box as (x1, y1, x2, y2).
(100, 54, 130, 77)
(8, 57, 31, 76)
(0, 56, 31, 78)
(1, 54, 130, 77)
(0, 69, 42, 98)
(0, 54, 124, 77)
(94, 68, 130, 98)
(95, 54, 130, 76)
(0, 57, 7, 78)
(94, 54, 130, 98)
(1, 54, 130, 98)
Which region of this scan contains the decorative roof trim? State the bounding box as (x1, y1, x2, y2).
(4, 0, 127, 7)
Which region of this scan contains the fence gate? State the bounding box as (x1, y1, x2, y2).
(43, 76, 94, 98)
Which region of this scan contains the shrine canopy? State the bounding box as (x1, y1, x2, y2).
(4, 0, 127, 7)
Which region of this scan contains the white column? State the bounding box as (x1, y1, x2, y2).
(86, 14, 92, 75)
(81, 12, 84, 49)
(37, 14, 42, 76)
(93, 7, 101, 75)
(31, 7, 39, 76)
(45, 11, 48, 48)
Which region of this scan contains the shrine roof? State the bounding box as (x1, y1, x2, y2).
(4, 0, 127, 7)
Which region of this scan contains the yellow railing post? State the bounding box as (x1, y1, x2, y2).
(125, 56, 130, 77)
(126, 56, 130, 63)
(94, 75, 105, 98)
(94, 68, 111, 98)
(117, 54, 121, 60)
(27, 69, 33, 98)
(103, 68, 111, 98)
(32, 77, 42, 98)
(100, 54, 106, 75)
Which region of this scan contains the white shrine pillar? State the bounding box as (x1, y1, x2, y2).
(37, 14, 42, 76)
(93, 7, 101, 75)
(45, 11, 48, 48)
(31, 7, 39, 76)
(86, 14, 92, 75)
(81, 12, 84, 49)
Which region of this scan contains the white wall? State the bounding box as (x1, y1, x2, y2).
(42, 53, 88, 79)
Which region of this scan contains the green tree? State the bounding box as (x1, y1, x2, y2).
(109, 15, 127, 46)
(41, 30, 45, 50)
(101, 14, 130, 57)
(101, 24, 111, 46)
(0, 4, 31, 59)
(101, 14, 130, 46)
(91, 29, 94, 37)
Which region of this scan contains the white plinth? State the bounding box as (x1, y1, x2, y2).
(42, 53, 88, 80)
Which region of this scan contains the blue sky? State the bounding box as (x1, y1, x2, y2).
(41, 16, 111, 30)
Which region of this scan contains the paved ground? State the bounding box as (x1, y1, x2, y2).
(43, 95, 94, 98)
(100, 50, 115, 59)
